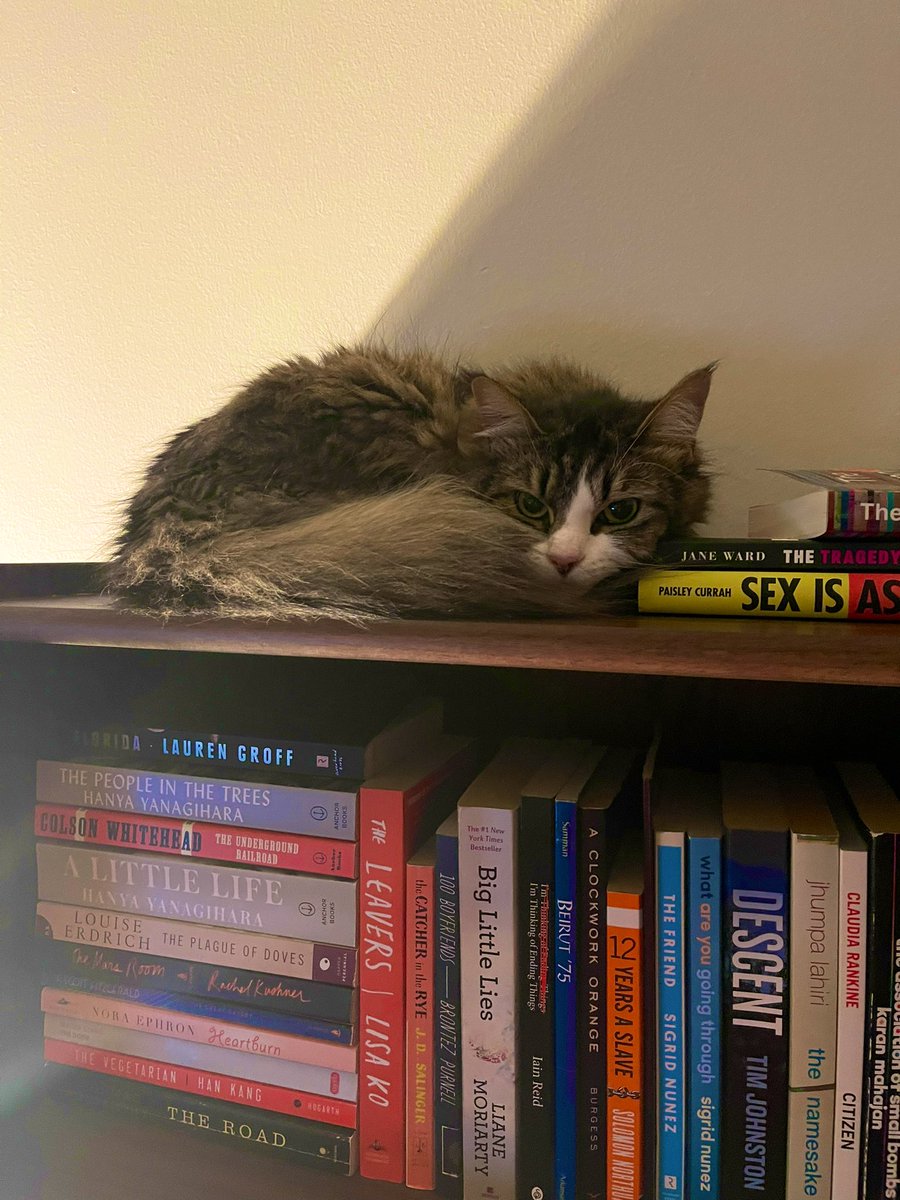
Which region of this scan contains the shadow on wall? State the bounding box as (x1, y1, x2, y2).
(371, 0, 900, 536)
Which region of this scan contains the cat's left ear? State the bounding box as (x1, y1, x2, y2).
(643, 363, 716, 445)
(471, 376, 534, 440)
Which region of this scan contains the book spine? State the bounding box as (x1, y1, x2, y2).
(43, 1011, 358, 1100)
(43, 1036, 356, 1124)
(36, 842, 357, 945)
(35, 802, 357, 878)
(37, 760, 357, 834)
(656, 833, 686, 1200)
(517, 795, 555, 1200)
(576, 803, 606, 1199)
(46, 1063, 358, 1173)
(406, 857, 436, 1189)
(830, 843, 868, 1196)
(36, 901, 355, 984)
(65, 729, 366, 778)
(554, 792, 578, 1200)
(606, 886, 644, 1200)
(829, 488, 899, 535)
(789, 835, 839, 1088)
(862, 833, 898, 1200)
(435, 827, 463, 1199)
(459, 803, 518, 1200)
(41, 988, 357, 1071)
(786, 1088, 834, 1200)
(657, 537, 900, 572)
(39, 935, 356, 1012)
(687, 834, 721, 1200)
(721, 829, 789, 1200)
(41, 977, 354, 1043)
(357, 787, 407, 1183)
(638, 570, 900, 620)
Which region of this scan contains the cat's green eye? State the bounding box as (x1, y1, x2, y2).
(515, 491, 550, 521)
(601, 498, 641, 526)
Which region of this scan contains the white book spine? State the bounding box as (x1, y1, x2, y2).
(786, 1088, 834, 1200)
(789, 834, 840, 1087)
(830, 842, 868, 1194)
(43, 1012, 358, 1100)
(458, 804, 517, 1200)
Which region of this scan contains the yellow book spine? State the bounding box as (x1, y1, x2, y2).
(638, 571, 853, 618)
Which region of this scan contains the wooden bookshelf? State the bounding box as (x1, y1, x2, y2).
(2, 583, 898, 1199)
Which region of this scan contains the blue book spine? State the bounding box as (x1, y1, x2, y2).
(687, 835, 721, 1200)
(44, 976, 355, 1043)
(657, 834, 686, 1200)
(434, 821, 462, 1198)
(554, 794, 577, 1200)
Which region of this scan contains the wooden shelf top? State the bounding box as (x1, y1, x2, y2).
(0, 594, 898, 686)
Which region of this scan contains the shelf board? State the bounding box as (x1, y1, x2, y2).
(0, 594, 898, 686)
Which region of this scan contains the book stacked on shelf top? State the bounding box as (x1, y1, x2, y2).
(34, 696, 485, 1181)
(639, 468, 900, 620)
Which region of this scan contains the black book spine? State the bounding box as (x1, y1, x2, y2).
(862, 832, 897, 1200)
(434, 826, 462, 1199)
(657, 537, 900, 572)
(721, 828, 789, 1200)
(575, 804, 607, 1200)
(518, 792, 556, 1200)
(45, 1063, 356, 1173)
(38, 938, 355, 1022)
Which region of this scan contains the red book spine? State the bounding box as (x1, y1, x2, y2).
(43, 1038, 357, 1126)
(405, 851, 436, 1189)
(34, 804, 356, 878)
(358, 785, 408, 1182)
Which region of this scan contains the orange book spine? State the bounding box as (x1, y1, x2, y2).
(606, 886, 644, 1200)
(405, 848, 436, 1189)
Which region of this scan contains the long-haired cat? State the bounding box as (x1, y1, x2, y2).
(107, 345, 714, 620)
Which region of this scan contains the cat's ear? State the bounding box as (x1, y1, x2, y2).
(471, 376, 533, 440)
(641, 363, 716, 445)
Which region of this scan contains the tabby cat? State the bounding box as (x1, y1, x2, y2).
(108, 345, 715, 620)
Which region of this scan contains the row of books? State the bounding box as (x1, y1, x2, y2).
(32, 713, 900, 1199)
(641, 469, 900, 620)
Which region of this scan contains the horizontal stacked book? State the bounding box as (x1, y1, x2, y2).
(640, 468, 900, 620)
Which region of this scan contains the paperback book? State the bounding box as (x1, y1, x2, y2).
(748, 468, 900, 538)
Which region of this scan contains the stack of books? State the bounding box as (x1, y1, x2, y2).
(32, 696, 478, 1181)
(639, 468, 900, 620)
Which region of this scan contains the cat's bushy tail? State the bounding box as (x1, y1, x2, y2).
(106, 480, 612, 622)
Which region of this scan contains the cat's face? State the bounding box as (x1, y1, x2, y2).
(469, 364, 714, 593)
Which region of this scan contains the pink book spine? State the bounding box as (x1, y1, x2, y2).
(406, 852, 436, 1189)
(40, 987, 357, 1073)
(43, 1037, 357, 1125)
(358, 785, 407, 1183)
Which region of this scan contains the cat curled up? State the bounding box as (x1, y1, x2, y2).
(108, 346, 715, 621)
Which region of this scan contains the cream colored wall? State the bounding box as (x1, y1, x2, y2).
(2, 1, 899, 562)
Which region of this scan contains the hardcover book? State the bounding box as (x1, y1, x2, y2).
(406, 838, 437, 1190)
(606, 832, 645, 1200)
(36, 759, 359, 839)
(721, 762, 790, 1200)
(39, 937, 356, 1016)
(36, 901, 355, 984)
(35, 842, 358, 945)
(458, 739, 557, 1200)
(34, 802, 357, 878)
(43, 1037, 356, 1124)
(748, 468, 900, 538)
(837, 760, 900, 1200)
(825, 770, 869, 1198)
(64, 696, 443, 780)
(357, 736, 477, 1185)
(434, 812, 463, 1199)
(657, 536, 900, 572)
(47, 1064, 359, 1175)
(638, 569, 900, 620)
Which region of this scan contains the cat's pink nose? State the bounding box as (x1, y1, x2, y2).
(549, 550, 583, 576)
